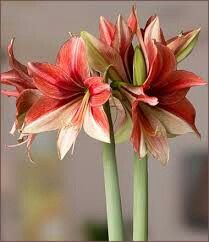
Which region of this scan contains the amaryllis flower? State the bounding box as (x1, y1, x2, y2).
(21, 36, 111, 159)
(130, 22, 207, 164)
(1, 38, 39, 158)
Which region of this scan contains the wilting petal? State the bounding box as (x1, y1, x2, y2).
(84, 77, 111, 106)
(159, 98, 200, 136)
(99, 16, 115, 45)
(112, 14, 132, 58)
(167, 28, 201, 62)
(56, 37, 90, 84)
(127, 5, 138, 33)
(81, 31, 128, 82)
(16, 89, 41, 129)
(28, 62, 82, 99)
(57, 126, 79, 160)
(83, 105, 110, 143)
(23, 96, 82, 133)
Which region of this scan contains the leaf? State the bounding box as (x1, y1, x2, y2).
(133, 46, 146, 86)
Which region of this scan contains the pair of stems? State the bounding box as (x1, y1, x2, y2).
(103, 101, 148, 241)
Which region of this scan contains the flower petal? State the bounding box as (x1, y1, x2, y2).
(83, 105, 110, 143)
(141, 105, 169, 165)
(159, 98, 200, 136)
(110, 97, 133, 143)
(127, 5, 138, 33)
(57, 126, 79, 160)
(112, 14, 132, 58)
(7, 38, 31, 82)
(99, 16, 115, 46)
(16, 89, 41, 129)
(81, 31, 128, 82)
(23, 96, 82, 133)
(84, 77, 111, 106)
(157, 70, 207, 94)
(28, 62, 82, 99)
(147, 106, 196, 136)
(56, 37, 90, 83)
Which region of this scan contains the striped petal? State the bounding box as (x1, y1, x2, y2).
(22, 96, 82, 133)
(56, 37, 90, 83)
(99, 16, 115, 46)
(112, 14, 132, 58)
(159, 98, 200, 136)
(28, 62, 82, 99)
(83, 105, 110, 143)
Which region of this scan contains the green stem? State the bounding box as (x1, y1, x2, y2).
(133, 154, 148, 241)
(103, 101, 124, 241)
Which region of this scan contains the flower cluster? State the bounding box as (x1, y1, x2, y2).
(1, 6, 206, 163)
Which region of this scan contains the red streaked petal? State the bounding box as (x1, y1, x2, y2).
(147, 106, 196, 136)
(83, 105, 110, 142)
(56, 37, 89, 83)
(28, 62, 82, 99)
(8, 38, 31, 82)
(23, 96, 82, 133)
(99, 16, 115, 46)
(1, 90, 19, 97)
(127, 5, 138, 33)
(157, 70, 207, 94)
(131, 113, 147, 158)
(141, 105, 169, 165)
(112, 14, 132, 58)
(57, 126, 80, 160)
(159, 98, 200, 136)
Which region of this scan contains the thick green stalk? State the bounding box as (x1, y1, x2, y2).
(103, 101, 124, 241)
(133, 154, 148, 241)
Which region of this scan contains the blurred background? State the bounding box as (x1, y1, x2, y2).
(1, 1, 208, 241)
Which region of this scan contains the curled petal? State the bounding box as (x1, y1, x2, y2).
(99, 16, 115, 45)
(57, 126, 79, 160)
(83, 105, 110, 143)
(56, 37, 90, 83)
(84, 77, 111, 106)
(23, 96, 82, 133)
(28, 62, 82, 99)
